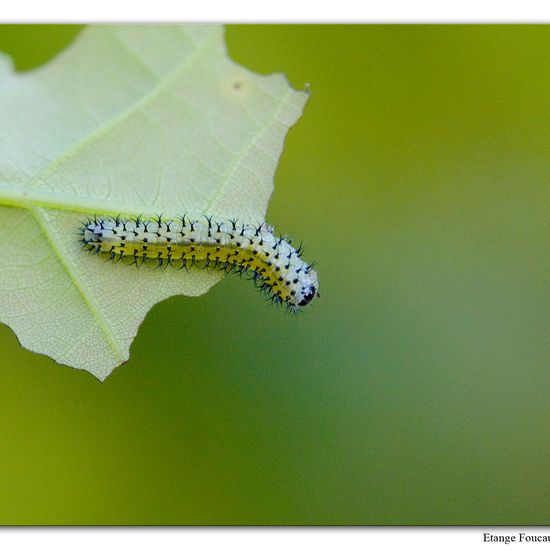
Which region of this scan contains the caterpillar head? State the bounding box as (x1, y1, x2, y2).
(296, 267, 319, 307)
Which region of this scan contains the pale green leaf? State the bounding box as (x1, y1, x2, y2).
(0, 25, 308, 380)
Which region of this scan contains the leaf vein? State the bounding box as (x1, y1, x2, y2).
(28, 29, 219, 191)
(30, 205, 126, 362)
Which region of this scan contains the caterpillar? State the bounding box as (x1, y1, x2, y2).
(79, 215, 319, 311)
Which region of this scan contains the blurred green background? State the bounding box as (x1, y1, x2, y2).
(0, 24, 549, 525)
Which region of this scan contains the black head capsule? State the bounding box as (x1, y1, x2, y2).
(298, 285, 318, 307)
(292, 263, 319, 308)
